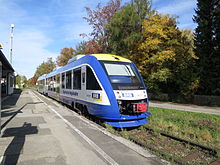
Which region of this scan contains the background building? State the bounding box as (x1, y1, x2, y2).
(0, 50, 14, 96)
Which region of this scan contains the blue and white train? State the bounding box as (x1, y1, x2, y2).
(37, 54, 151, 127)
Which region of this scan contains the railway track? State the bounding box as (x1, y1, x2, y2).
(115, 127, 220, 165)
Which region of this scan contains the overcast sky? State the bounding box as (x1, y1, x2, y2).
(0, 0, 197, 78)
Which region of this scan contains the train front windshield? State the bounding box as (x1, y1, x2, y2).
(101, 61, 145, 90)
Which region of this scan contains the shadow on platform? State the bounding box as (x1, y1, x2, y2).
(1, 89, 22, 110)
(1, 102, 43, 130)
(2, 122, 38, 165)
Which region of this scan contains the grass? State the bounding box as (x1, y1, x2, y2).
(147, 107, 220, 150)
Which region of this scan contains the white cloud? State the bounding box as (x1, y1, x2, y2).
(157, 0, 196, 15)
(1, 29, 57, 78)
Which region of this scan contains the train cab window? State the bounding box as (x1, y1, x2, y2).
(62, 73, 65, 88)
(66, 71, 72, 89)
(73, 69, 81, 90)
(86, 66, 101, 90)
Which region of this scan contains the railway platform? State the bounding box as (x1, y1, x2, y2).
(0, 89, 167, 165)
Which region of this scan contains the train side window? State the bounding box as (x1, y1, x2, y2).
(86, 66, 101, 90)
(56, 74, 60, 93)
(51, 77, 53, 91)
(48, 77, 51, 91)
(66, 71, 72, 89)
(73, 69, 81, 90)
(53, 76, 56, 91)
(62, 73, 65, 88)
(56, 74, 60, 84)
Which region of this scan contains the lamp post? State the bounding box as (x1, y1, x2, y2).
(9, 24, 14, 65)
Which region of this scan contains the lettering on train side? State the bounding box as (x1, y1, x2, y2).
(63, 90, 78, 96)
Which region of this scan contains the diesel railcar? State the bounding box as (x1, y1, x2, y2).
(37, 54, 151, 127)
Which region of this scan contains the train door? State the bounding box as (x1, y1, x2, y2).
(81, 66, 86, 93)
(56, 74, 61, 101)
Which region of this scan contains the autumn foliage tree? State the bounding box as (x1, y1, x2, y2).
(35, 57, 56, 77)
(83, 0, 121, 53)
(133, 14, 178, 91)
(132, 14, 198, 96)
(57, 47, 75, 66)
(83, 39, 103, 54)
(31, 57, 56, 85)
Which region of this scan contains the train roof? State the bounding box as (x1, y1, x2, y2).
(91, 54, 131, 63)
(37, 54, 132, 80)
(37, 74, 46, 81)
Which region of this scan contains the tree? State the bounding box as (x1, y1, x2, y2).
(56, 47, 75, 66)
(27, 77, 38, 87)
(172, 29, 199, 96)
(84, 39, 103, 54)
(131, 0, 152, 20)
(134, 14, 198, 96)
(75, 41, 87, 55)
(106, 0, 152, 57)
(107, 4, 141, 56)
(83, 0, 121, 52)
(193, 0, 220, 95)
(213, 0, 220, 94)
(35, 57, 56, 78)
(33, 57, 56, 85)
(16, 75, 22, 88)
(133, 14, 178, 90)
(21, 75, 27, 88)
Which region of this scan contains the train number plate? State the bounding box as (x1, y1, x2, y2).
(122, 93, 134, 98)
